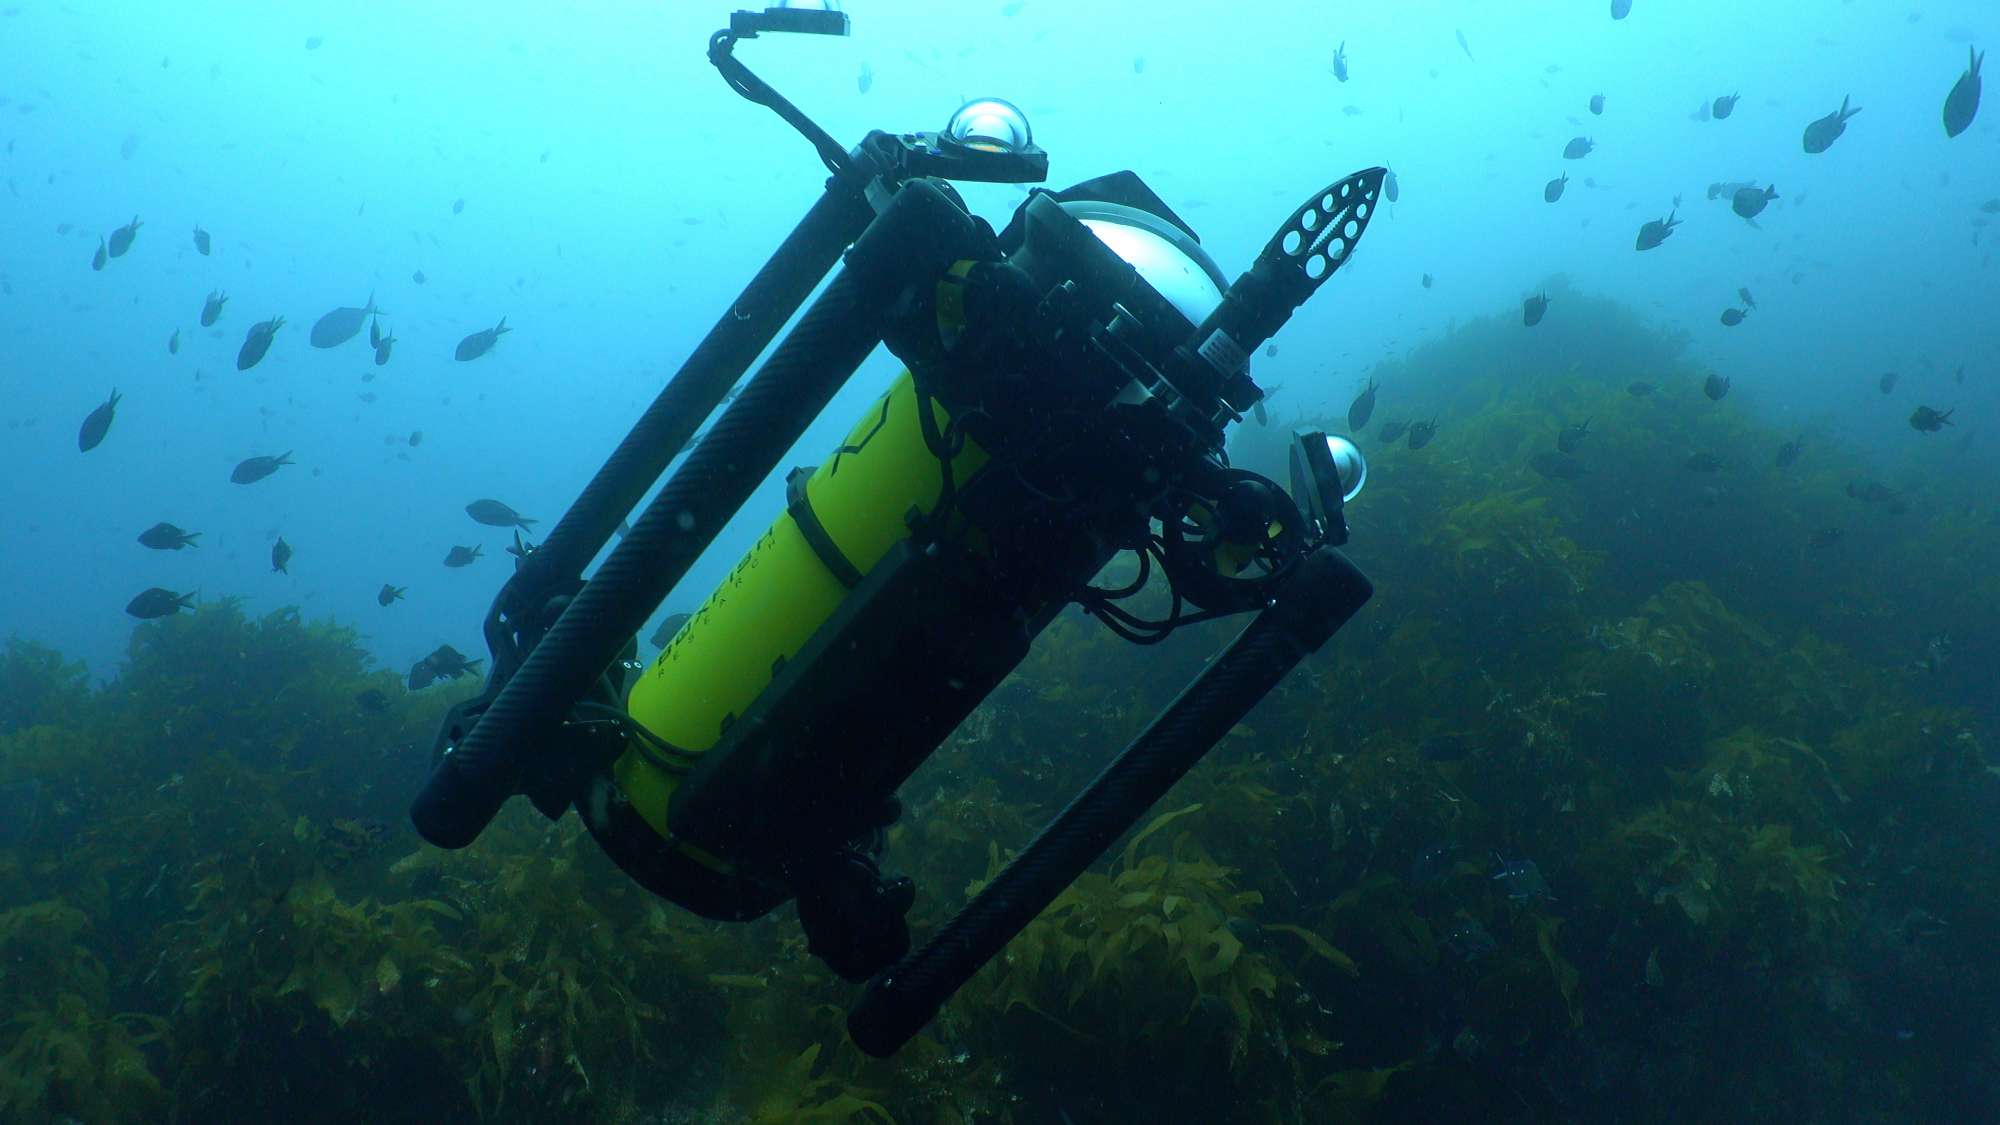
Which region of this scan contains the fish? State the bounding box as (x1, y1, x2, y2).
(1879, 371, 1899, 394)
(126, 587, 195, 619)
(455, 316, 511, 361)
(91, 238, 106, 271)
(1909, 406, 1955, 433)
(1707, 180, 1756, 201)
(1803, 95, 1861, 153)
(369, 317, 382, 349)
(409, 430, 423, 447)
(1808, 528, 1844, 549)
(1610, 0, 1632, 18)
(378, 583, 406, 606)
(271, 536, 292, 574)
(1530, 451, 1586, 480)
(1703, 372, 1731, 400)
(1738, 287, 1756, 309)
(0, 779, 43, 848)
(1775, 437, 1803, 468)
(1492, 857, 1553, 902)
(1133, 55, 1145, 74)
(1377, 420, 1410, 444)
(1691, 99, 1712, 123)
(1347, 379, 1379, 430)
(857, 62, 873, 94)
(374, 330, 397, 367)
(452, 197, 466, 215)
(1544, 173, 1569, 202)
(408, 644, 483, 690)
(1636, 210, 1681, 250)
(192, 225, 210, 255)
(77, 389, 120, 452)
(1685, 452, 1724, 472)
(237, 316, 284, 370)
(1384, 169, 1400, 203)
(1556, 419, 1591, 453)
(1944, 46, 1983, 138)
(1626, 381, 1656, 396)
(200, 290, 228, 326)
(1563, 136, 1594, 159)
(650, 612, 694, 649)
(309, 292, 381, 348)
(1455, 28, 1473, 61)
(444, 544, 484, 567)
(1332, 41, 1348, 82)
(412, 269, 428, 285)
(138, 522, 200, 549)
(168, 327, 180, 354)
(1846, 480, 1898, 503)
(1720, 308, 1746, 326)
(466, 499, 536, 529)
(1421, 273, 1433, 289)
(107, 215, 141, 257)
(1712, 93, 1739, 119)
(230, 451, 293, 484)
(1588, 93, 1605, 115)
(1407, 417, 1439, 450)
(506, 530, 537, 560)
(1732, 185, 1777, 220)
(1523, 293, 1550, 326)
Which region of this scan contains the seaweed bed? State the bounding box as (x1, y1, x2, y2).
(4, 301, 1996, 1123)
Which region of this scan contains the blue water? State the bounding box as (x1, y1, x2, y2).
(2, 0, 1993, 679)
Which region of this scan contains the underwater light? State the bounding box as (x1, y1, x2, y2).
(942, 98, 1033, 155)
(1289, 429, 1364, 545)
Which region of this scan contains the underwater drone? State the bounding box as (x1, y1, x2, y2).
(410, 1, 1385, 1058)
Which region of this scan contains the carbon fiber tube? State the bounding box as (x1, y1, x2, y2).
(846, 546, 1372, 1057)
(411, 180, 983, 849)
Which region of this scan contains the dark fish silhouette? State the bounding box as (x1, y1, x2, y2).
(374, 330, 397, 366)
(1384, 169, 1401, 203)
(1408, 417, 1439, 450)
(452, 197, 466, 215)
(412, 269, 428, 285)
(1332, 41, 1349, 82)
(1455, 29, 1474, 61)
(126, 587, 195, 619)
(138, 521, 200, 549)
(91, 238, 106, 271)
(1348, 379, 1379, 431)
(857, 62, 873, 94)
(237, 316, 284, 370)
(369, 317, 382, 349)
(454, 316, 510, 361)
(1523, 293, 1550, 326)
(1421, 273, 1433, 289)
(1738, 286, 1756, 309)
(200, 289, 228, 326)
(107, 215, 141, 257)
(1377, 420, 1410, 444)
(1909, 406, 1955, 433)
(1544, 173, 1568, 202)
(1803, 95, 1861, 153)
(1944, 46, 1983, 138)
(1610, 0, 1632, 18)
(1562, 136, 1594, 159)
(1588, 94, 1604, 115)
(168, 327, 180, 354)
(444, 544, 483, 567)
(1712, 93, 1739, 119)
(650, 612, 694, 649)
(231, 451, 293, 483)
(1732, 185, 1776, 220)
(1556, 419, 1591, 453)
(1775, 437, 1802, 468)
(466, 499, 535, 529)
(271, 537, 292, 574)
(78, 389, 120, 451)
(1707, 180, 1756, 201)
(309, 293, 381, 348)
(408, 644, 483, 690)
(1703, 372, 1731, 401)
(1720, 308, 1746, 326)
(1636, 210, 1680, 250)
(1879, 371, 1899, 394)
(378, 584, 406, 606)
(192, 225, 211, 255)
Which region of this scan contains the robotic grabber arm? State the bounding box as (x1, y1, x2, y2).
(409, 4, 1386, 1057)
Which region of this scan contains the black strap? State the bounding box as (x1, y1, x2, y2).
(786, 467, 864, 588)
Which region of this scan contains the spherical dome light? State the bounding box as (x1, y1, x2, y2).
(944, 98, 1032, 154)
(1324, 435, 1367, 502)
